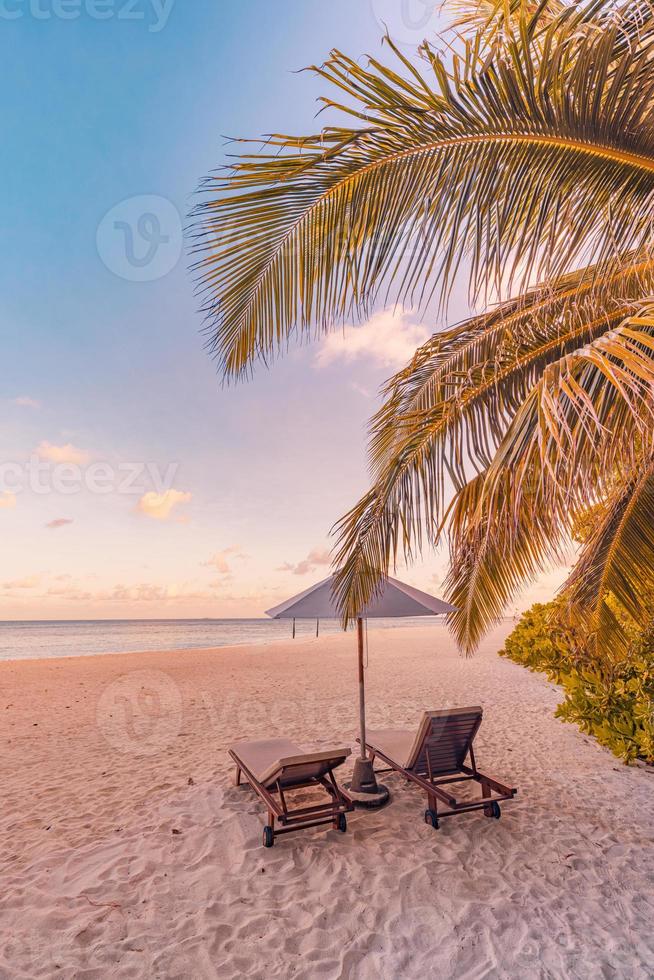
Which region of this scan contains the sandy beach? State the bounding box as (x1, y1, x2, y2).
(2, 622, 654, 979)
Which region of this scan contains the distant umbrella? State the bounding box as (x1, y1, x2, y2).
(266, 575, 456, 805)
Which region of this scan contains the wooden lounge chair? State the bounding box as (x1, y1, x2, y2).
(362, 707, 516, 829)
(229, 738, 354, 847)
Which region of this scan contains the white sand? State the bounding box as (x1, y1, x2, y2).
(1, 622, 654, 978)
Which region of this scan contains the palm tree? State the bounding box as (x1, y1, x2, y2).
(191, 0, 654, 660)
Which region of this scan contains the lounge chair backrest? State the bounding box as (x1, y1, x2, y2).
(406, 707, 482, 774)
(259, 748, 351, 789)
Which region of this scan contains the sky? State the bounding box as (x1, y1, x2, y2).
(0, 0, 568, 620)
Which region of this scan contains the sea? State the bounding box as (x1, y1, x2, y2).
(0, 616, 447, 662)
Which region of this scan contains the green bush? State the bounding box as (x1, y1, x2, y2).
(500, 602, 654, 764)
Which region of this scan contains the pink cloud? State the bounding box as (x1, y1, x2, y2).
(46, 518, 74, 530)
(277, 547, 332, 576)
(137, 489, 192, 521)
(2, 575, 40, 590)
(202, 546, 247, 576)
(36, 441, 90, 465)
(14, 396, 40, 409)
(315, 310, 430, 370)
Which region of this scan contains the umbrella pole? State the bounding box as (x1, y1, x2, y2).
(357, 616, 366, 760)
(346, 616, 389, 807)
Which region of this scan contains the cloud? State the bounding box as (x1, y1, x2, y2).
(277, 547, 332, 576)
(0, 569, 275, 610)
(13, 396, 40, 409)
(0, 492, 17, 510)
(36, 441, 91, 465)
(350, 382, 372, 398)
(202, 546, 247, 577)
(44, 584, 93, 601)
(0, 569, 237, 605)
(43, 580, 223, 603)
(46, 518, 74, 530)
(315, 310, 430, 370)
(3, 575, 40, 590)
(105, 584, 192, 602)
(137, 489, 192, 521)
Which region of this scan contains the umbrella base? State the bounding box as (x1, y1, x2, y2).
(345, 757, 390, 809)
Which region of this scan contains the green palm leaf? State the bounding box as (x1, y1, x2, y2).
(370, 257, 654, 477)
(564, 459, 654, 657)
(445, 312, 654, 651)
(444, 470, 567, 655)
(332, 261, 654, 626)
(194, 0, 654, 662)
(191, 2, 654, 378)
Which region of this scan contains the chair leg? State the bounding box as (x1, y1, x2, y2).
(425, 792, 439, 829)
(263, 812, 275, 848)
(481, 780, 491, 816)
(234, 765, 242, 787)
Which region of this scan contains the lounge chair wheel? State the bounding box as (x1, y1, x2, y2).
(491, 802, 501, 819)
(337, 813, 347, 833)
(424, 809, 439, 829)
(263, 826, 274, 848)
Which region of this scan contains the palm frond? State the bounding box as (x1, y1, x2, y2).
(194, 0, 654, 661)
(444, 469, 567, 654)
(563, 457, 654, 657)
(191, 2, 654, 378)
(444, 0, 654, 45)
(335, 308, 654, 642)
(445, 312, 654, 651)
(442, 0, 566, 38)
(332, 262, 654, 625)
(370, 257, 654, 478)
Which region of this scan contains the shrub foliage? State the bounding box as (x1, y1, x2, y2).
(501, 603, 654, 764)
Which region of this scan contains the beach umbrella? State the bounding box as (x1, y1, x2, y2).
(266, 575, 456, 806)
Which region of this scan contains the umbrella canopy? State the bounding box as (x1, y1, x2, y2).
(265, 574, 456, 804)
(265, 574, 456, 621)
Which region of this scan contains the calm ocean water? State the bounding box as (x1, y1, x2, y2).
(0, 617, 446, 662)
